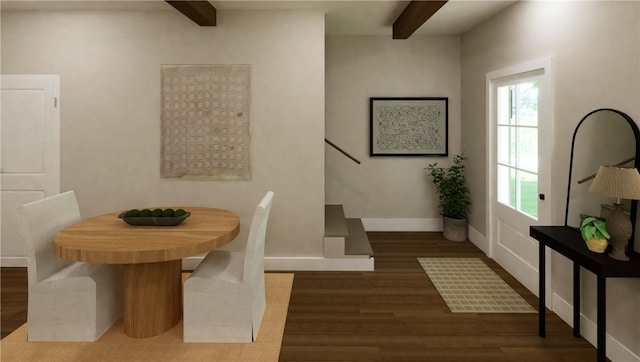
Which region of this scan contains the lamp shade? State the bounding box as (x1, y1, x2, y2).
(589, 166, 640, 200)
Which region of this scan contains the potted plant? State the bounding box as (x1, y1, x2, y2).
(580, 216, 610, 253)
(425, 153, 471, 241)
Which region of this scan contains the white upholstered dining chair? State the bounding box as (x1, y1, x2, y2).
(17, 190, 124, 341)
(183, 191, 274, 343)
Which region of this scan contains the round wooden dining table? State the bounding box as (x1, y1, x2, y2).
(54, 207, 240, 338)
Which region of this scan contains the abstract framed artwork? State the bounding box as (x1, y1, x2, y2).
(370, 97, 448, 156)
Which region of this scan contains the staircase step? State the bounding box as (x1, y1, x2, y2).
(345, 218, 373, 257)
(325, 204, 349, 237)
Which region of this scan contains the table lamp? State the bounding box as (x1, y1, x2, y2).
(589, 165, 640, 261)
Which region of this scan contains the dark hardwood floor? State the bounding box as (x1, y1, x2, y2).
(1, 267, 27, 339)
(279, 232, 600, 362)
(1, 232, 600, 361)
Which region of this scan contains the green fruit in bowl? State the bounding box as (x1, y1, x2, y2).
(162, 208, 175, 217)
(139, 209, 152, 217)
(126, 209, 140, 217)
(151, 208, 163, 217)
(174, 209, 187, 217)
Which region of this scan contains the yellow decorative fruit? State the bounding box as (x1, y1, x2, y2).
(585, 237, 608, 253)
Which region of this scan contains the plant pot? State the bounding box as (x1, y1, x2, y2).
(443, 216, 467, 241)
(585, 237, 608, 253)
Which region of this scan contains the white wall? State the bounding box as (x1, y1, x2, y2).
(325, 35, 461, 229)
(1, 9, 326, 257)
(462, 1, 640, 359)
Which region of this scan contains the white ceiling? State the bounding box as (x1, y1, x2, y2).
(1, 0, 517, 36)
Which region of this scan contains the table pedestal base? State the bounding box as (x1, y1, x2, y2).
(123, 260, 182, 338)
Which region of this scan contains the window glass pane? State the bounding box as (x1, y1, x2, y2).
(497, 86, 510, 125)
(497, 165, 516, 208)
(509, 85, 517, 125)
(497, 125, 516, 166)
(517, 127, 538, 173)
(517, 82, 538, 126)
(517, 170, 538, 219)
(498, 126, 515, 166)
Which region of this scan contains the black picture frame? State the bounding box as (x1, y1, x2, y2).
(370, 97, 448, 156)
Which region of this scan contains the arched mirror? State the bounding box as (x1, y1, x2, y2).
(565, 108, 640, 254)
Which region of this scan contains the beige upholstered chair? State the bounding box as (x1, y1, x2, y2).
(183, 191, 274, 343)
(17, 191, 123, 341)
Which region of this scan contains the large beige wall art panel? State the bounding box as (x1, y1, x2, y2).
(161, 65, 251, 180)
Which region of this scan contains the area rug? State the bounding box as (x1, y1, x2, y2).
(417, 257, 535, 313)
(0, 273, 293, 361)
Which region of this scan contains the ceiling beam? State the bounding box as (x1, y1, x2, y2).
(166, 1, 217, 26)
(393, 0, 448, 39)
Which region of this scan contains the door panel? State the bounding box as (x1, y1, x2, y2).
(497, 215, 538, 267)
(1, 75, 59, 267)
(487, 59, 553, 302)
(1, 191, 44, 257)
(2, 90, 46, 173)
(494, 76, 544, 295)
(496, 212, 539, 291)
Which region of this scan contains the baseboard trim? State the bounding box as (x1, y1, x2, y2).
(360, 219, 489, 254)
(1, 257, 27, 267)
(183, 256, 375, 271)
(552, 293, 640, 362)
(361, 218, 441, 232)
(467, 225, 489, 256)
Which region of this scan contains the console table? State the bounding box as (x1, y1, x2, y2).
(530, 225, 640, 362)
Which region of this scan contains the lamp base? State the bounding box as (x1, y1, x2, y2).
(609, 250, 630, 261)
(605, 203, 631, 262)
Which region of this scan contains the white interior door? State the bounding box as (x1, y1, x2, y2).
(487, 58, 554, 304)
(1, 74, 60, 267)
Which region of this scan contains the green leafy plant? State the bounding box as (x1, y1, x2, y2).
(425, 154, 471, 220)
(125, 208, 187, 218)
(580, 216, 610, 241)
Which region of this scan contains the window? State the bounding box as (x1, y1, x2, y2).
(496, 81, 539, 219)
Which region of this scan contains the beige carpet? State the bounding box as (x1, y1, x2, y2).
(418, 257, 535, 313)
(0, 273, 293, 362)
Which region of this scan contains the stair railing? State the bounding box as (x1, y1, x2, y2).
(325, 138, 361, 165)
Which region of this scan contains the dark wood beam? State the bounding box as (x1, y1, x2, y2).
(393, 0, 448, 39)
(166, 1, 217, 26)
